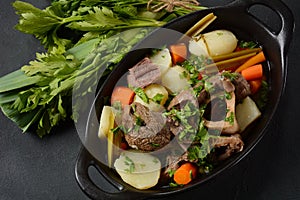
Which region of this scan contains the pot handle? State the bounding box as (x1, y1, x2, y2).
(228, 0, 294, 55)
(75, 147, 148, 200)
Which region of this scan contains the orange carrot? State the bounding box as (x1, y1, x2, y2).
(235, 51, 266, 73)
(249, 79, 262, 94)
(169, 43, 187, 64)
(173, 163, 197, 185)
(111, 86, 135, 108)
(241, 64, 263, 81)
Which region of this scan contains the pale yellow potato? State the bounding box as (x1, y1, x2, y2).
(236, 96, 261, 132)
(150, 48, 172, 75)
(189, 37, 209, 57)
(203, 30, 238, 56)
(133, 84, 168, 112)
(98, 106, 114, 139)
(144, 84, 169, 105)
(189, 29, 238, 57)
(161, 65, 190, 94)
(114, 151, 161, 190)
(98, 106, 116, 168)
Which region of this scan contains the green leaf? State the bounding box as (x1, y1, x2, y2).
(1, 103, 43, 133)
(0, 70, 42, 93)
(67, 7, 126, 31)
(0, 92, 19, 105)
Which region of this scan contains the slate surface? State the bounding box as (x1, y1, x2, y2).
(0, 0, 299, 199)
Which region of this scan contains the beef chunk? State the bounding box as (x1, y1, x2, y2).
(127, 57, 161, 88)
(210, 134, 244, 160)
(122, 103, 172, 151)
(167, 90, 198, 110)
(232, 73, 251, 102)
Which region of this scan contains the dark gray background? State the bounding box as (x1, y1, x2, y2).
(0, 0, 299, 199)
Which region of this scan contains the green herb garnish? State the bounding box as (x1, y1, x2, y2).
(124, 156, 135, 173)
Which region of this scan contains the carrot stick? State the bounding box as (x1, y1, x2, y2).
(241, 64, 263, 81)
(235, 51, 266, 73)
(169, 43, 187, 64)
(173, 163, 197, 185)
(111, 86, 135, 108)
(249, 79, 262, 94)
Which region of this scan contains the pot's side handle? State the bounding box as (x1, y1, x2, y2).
(228, 0, 294, 55)
(75, 147, 147, 200)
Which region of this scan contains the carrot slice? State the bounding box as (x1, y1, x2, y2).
(169, 43, 187, 64)
(235, 51, 266, 73)
(111, 86, 135, 108)
(241, 64, 263, 81)
(173, 163, 197, 185)
(249, 79, 262, 94)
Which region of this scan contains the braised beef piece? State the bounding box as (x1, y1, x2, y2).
(127, 57, 161, 88)
(122, 103, 172, 151)
(167, 90, 198, 110)
(210, 134, 244, 160)
(197, 89, 208, 105)
(232, 73, 251, 102)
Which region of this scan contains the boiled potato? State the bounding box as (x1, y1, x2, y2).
(150, 48, 172, 75)
(189, 37, 209, 57)
(236, 96, 261, 132)
(203, 30, 238, 56)
(144, 84, 168, 105)
(98, 106, 114, 139)
(189, 30, 238, 57)
(114, 151, 161, 190)
(161, 65, 190, 94)
(133, 84, 168, 112)
(98, 106, 116, 168)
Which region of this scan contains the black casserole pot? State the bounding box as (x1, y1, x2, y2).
(75, 0, 294, 199)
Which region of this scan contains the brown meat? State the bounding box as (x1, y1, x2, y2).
(210, 134, 244, 160)
(123, 103, 172, 151)
(127, 57, 161, 88)
(167, 89, 198, 110)
(204, 91, 240, 134)
(232, 73, 251, 102)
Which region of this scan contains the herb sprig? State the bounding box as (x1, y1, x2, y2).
(0, 0, 206, 137)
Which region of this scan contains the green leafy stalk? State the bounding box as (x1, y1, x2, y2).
(0, 0, 206, 137)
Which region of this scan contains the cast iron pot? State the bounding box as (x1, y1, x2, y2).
(75, 0, 294, 199)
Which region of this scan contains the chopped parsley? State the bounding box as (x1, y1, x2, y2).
(225, 111, 235, 125)
(151, 93, 164, 104)
(124, 156, 135, 173)
(238, 40, 258, 49)
(133, 87, 149, 103)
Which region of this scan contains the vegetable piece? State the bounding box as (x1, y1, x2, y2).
(189, 30, 237, 57)
(184, 13, 217, 38)
(143, 84, 168, 105)
(150, 48, 172, 75)
(114, 151, 161, 190)
(249, 79, 262, 94)
(241, 64, 263, 81)
(235, 51, 266, 72)
(98, 106, 116, 167)
(161, 65, 190, 94)
(133, 84, 168, 111)
(169, 43, 187, 64)
(173, 163, 197, 185)
(111, 86, 135, 108)
(205, 52, 257, 72)
(98, 106, 114, 138)
(188, 38, 210, 57)
(203, 30, 238, 56)
(236, 96, 261, 132)
(211, 48, 262, 62)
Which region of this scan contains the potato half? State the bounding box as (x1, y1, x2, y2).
(114, 151, 161, 190)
